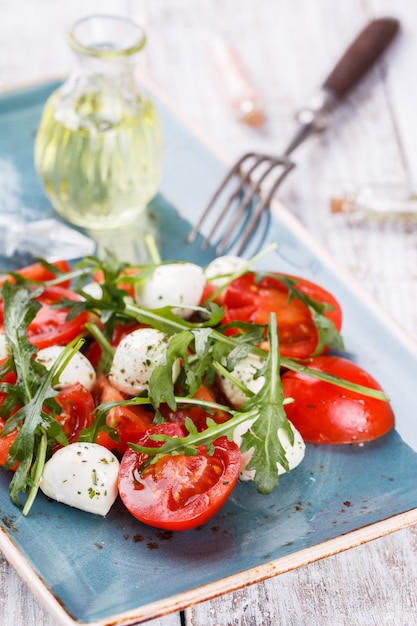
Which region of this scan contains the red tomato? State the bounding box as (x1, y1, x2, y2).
(0, 263, 85, 348)
(281, 355, 395, 444)
(119, 422, 241, 530)
(159, 384, 231, 431)
(0, 420, 18, 468)
(0, 370, 18, 468)
(26, 286, 89, 349)
(199, 282, 218, 303)
(94, 374, 154, 455)
(54, 383, 96, 446)
(0, 260, 71, 288)
(222, 272, 342, 359)
(0, 369, 16, 404)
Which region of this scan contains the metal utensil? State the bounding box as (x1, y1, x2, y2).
(187, 17, 400, 254)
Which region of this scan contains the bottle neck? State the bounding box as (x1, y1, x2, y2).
(64, 14, 146, 91)
(74, 51, 136, 83)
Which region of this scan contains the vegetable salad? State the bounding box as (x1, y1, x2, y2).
(0, 252, 394, 530)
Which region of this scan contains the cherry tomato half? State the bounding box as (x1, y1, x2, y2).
(119, 422, 241, 530)
(54, 383, 96, 447)
(0, 370, 19, 469)
(222, 272, 342, 359)
(26, 286, 89, 349)
(0, 262, 86, 348)
(0, 260, 71, 288)
(0, 420, 18, 468)
(94, 374, 154, 455)
(281, 355, 395, 444)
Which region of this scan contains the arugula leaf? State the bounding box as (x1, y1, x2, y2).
(5, 336, 85, 513)
(0, 282, 87, 513)
(148, 327, 225, 410)
(237, 313, 293, 493)
(149, 330, 195, 409)
(2, 282, 41, 401)
(67, 254, 133, 328)
(309, 307, 345, 354)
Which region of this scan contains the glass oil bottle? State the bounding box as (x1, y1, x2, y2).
(34, 15, 163, 230)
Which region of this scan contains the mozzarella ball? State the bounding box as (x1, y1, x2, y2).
(204, 255, 247, 287)
(217, 353, 266, 409)
(40, 442, 119, 516)
(234, 420, 305, 480)
(109, 327, 171, 396)
(0, 334, 10, 360)
(135, 262, 205, 318)
(80, 281, 103, 300)
(222, 352, 306, 480)
(36, 345, 96, 391)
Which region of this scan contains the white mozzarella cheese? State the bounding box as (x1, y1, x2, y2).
(221, 352, 306, 479)
(234, 420, 306, 480)
(217, 353, 265, 409)
(204, 255, 247, 287)
(40, 442, 120, 516)
(36, 345, 96, 391)
(0, 334, 10, 360)
(80, 281, 103, 300)
(109, 327, 173, 396)
(135, 262, 205, 318)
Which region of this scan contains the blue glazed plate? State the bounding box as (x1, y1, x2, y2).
(1, 81, 417, 626)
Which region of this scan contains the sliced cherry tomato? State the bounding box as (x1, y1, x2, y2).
(281, 355, 395, 444)
(54, 383, 96, 446)
(26, 286, 89, 349)
(0, 262, 83, 346)
(0, 260, 71, 288)
(119, 422, 241, 530)
(0, 370, 18, 468)
(0, 420, 18, 468)
(0, 369, 16, 405)
(222, 272, 342, 359)
(199, 282, 218, 304)
(94, 374, 154, 455)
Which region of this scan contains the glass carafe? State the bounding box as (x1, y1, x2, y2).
(34, 15, 163, 230)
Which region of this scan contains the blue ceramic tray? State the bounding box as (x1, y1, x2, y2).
(1, 81, 417, 626)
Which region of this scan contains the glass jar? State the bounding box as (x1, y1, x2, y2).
(34, 15, 163, 230)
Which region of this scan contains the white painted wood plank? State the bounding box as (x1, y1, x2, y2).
(188, 525, 417, 626)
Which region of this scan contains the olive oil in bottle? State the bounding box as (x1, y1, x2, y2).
(34, 15, 163, 230)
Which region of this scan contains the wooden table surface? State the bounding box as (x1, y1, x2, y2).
(1, 1, 417, 624)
